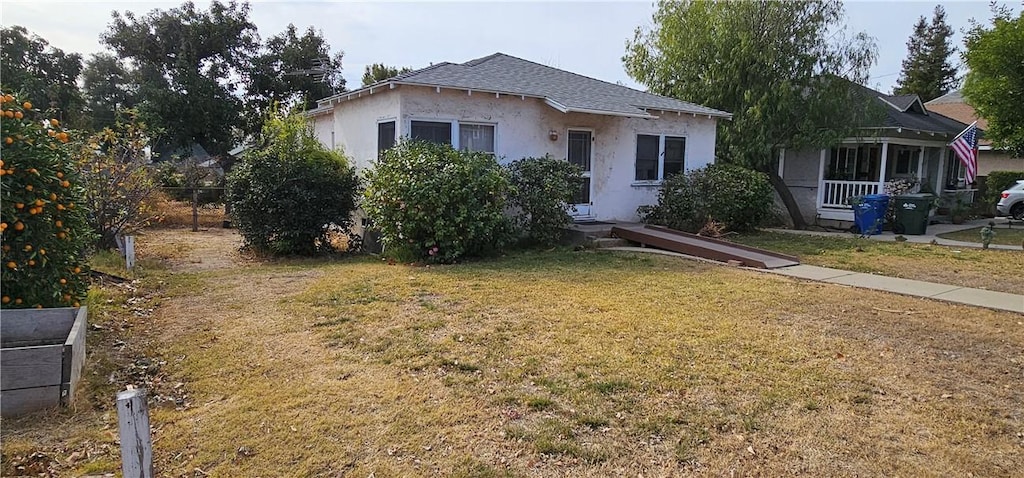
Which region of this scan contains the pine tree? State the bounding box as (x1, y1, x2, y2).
(894, 5, 958, 101)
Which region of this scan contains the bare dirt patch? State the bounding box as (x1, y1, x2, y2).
(136, 226, 245, 272)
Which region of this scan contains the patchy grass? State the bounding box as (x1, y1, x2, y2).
(937, 225, 1024, 247)
(3, 228, 1022, 477)
(730, 231, 1024, 293)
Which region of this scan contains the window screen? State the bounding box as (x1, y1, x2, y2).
(635, 134, 660, 180)
(377, 121, 396, 158)
(410, 121, 452, 145)
(663, 136, 685, 178)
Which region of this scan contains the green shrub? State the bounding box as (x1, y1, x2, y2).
(363, 140, 513, 262)
(227, 112, 360, 255)
(983, 170, 1024, 206)
(639, 163, 773, 233)
(1, 92, 91, 309)
(506, 155, 583, 247)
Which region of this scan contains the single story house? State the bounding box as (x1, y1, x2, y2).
(925, 90, 1024, 177)
(309, 53, 731, 222)
(779, 83, 972, 226)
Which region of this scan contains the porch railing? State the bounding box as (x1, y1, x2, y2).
(820, 180, 879, 209)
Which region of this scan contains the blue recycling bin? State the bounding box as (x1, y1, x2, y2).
(852, 194, 889, 235)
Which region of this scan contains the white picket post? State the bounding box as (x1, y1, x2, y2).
(116, 388, 153, 478)
(124, 235, 136, 270)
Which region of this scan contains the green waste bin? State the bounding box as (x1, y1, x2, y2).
(892, 194, 934, 235)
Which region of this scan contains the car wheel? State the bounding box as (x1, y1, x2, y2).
(1011, 202, 1024, 221)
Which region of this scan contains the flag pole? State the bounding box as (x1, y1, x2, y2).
(950, 120, 978, 144)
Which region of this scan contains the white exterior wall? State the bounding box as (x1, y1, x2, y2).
(313, 90, 402, 171)
(398, 86, 719, 221)
(311, 111, 334, 150)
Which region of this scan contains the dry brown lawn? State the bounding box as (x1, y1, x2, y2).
(2, 228, 1022, 477)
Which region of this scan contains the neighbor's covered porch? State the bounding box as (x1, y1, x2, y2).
(806, 139, 973, 221)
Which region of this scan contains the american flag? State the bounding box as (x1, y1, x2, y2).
(950, 122, 978, 186)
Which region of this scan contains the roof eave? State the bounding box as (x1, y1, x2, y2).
(641, 107, 732, 120)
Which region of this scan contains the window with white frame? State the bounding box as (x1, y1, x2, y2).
(635, 134, 686, 181)
(408, 120, 495, 153)
(458, 123, 495, 154)
(410, 120, 452, 145)
(377, 121, 396, 159)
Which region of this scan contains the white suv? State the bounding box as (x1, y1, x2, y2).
(996, 180, 1024, 220)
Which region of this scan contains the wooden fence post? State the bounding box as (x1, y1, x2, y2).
(116, 388, 153, 478)
(192, 186, 199, 232)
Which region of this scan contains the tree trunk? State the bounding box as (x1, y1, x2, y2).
(765, 169, 808, 230)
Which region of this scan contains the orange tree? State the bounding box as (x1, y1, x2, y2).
(0, 91, 91, 309)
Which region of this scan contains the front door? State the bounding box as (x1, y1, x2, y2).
(567, 129, 592, 217)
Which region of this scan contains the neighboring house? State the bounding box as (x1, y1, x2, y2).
(925, 90, 1024, 177)
(779, 82, 971, 226)
(308, 53, 731, 222)
(154, 142, 224, 179)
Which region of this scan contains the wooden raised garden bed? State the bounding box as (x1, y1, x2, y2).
(1, 307, 87, 417)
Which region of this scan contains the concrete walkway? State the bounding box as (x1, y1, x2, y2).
(601, 245, 1024, 315)
(764, 264, 1023, 314)
(768, 217, 1024, 251)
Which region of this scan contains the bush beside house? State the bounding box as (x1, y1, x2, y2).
(363, 140, 513, 263)
(0, 92, 91, 308)
(228, 112, 360, 256)
(639, 164, 774, 233)
(506, 156, 584, 247)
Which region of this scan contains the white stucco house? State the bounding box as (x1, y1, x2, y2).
(779, 82, 971, 226)
(309, 53, 731, 222)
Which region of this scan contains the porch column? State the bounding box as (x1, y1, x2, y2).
(936, 148, 947, 192)
(917, 146, 925, 185)
(816, 149, 827, 210)
(878, 141, 889, 193)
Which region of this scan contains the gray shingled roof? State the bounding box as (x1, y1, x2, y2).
(320, 53, 731, 119)
(924, 89, 964, 105)
(879, 94, 922, 112)
(850, 82, 967, 135)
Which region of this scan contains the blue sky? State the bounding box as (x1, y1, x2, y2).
(2, 0, 1015, 95)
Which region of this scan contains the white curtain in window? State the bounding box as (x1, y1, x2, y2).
(459, 124, 494, 153)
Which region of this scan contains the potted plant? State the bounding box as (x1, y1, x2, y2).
(950, 191, 972, 224)
(1, 92, 92, 416)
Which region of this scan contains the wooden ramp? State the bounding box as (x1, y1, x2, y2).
(610, 225, 799, 269)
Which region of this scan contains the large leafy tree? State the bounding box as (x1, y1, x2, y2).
(962, 7, 1024, 157)
(101, 0, 259, 157)
(245, 24, 345, 135)
(81, 53, 137, 131)
(361, 63, 412, 87)
(624, 0, 878, 229)
(0, 26, 85, 128)
(893, 5, 958, 101)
